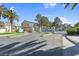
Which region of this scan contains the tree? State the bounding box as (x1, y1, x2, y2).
(53, 17, 62, 31)
(4, 10, 19, 32)
(49, 22, 52, 28)
(35, 14, 42, 32)
(40, 16, 49, 27)
(0, 4, 7, 28)
(0, 4, 7, 20)
(64, 3, 78, 10)
(51, 22, 58, 30)
(35, 14, 42, 26)
(54, 17, 62, 25)
(35, 14, 49, 32)
(74, 22, 79, 27)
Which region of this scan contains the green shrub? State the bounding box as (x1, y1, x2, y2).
(67, 28, 77, 35)
(76, 27, 79, 34)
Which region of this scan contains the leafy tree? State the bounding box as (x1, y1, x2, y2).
(49, 22, 53, 28)
(35, 14, 42, 26)
(35, 14, 42, 32)
(74, 22, 79, 27)
(53, 17, 62, 30)
(35, 14, 50, 32)
(54, 17, 62, 25)
(40, 16, 49, 27)
(52, 21, 58, 30)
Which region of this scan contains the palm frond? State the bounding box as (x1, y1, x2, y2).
(64, 3, 70, 9)
(72, 3, 78, 10)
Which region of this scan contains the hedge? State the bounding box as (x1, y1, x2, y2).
(67, 28, 77, 35)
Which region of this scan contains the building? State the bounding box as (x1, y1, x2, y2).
(21, 20, 54, 33)
(21, 20, 35, 32)
(0, 21, 17, 33)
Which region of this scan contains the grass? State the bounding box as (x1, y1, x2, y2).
(0, 32, 25, 38)
(0, 32, 30, 38)
(0, 32, 24, 37)
(0, 32, 16, 35)
(9, 32, 25, 38)
(0, 44, 4, 46)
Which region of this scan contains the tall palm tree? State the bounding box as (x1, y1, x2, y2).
(4, 10, 19, 32)
(0, 4, 7, 28)
(64, 3, 78, 10)
(0, 4, 7, 20)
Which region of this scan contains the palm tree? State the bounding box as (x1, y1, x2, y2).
(64, 3, 78, 10)
(4, 10, 19, 32)
(0, 4, 7, 20)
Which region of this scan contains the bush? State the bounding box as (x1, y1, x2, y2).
(76, 27, 79, 34)
(67, 28, 77, 35)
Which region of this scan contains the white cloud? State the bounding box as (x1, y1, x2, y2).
(10, 7, 15, 11)
(59, 17, 72, 24)
(10, 7, 17, 12)
(43, 3, 56, 8)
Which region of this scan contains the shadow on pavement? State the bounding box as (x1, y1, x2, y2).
(2, 40, 46, 55)
(27, 47, 62, 56)
(0, 40, 46, 56)
(0, 42, 20, 52)
(15, 44, 47, 56)
(1, 34, 79, 56)
(62, 34, 79, 56)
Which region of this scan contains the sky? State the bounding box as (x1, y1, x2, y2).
(2, 3, 79, 26)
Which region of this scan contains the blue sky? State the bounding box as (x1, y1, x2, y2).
(2, 3, 79, 26)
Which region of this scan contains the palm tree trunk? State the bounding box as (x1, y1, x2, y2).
(53, 26, 56, 33)
(39, 26, 41, 32)
(11, 23, 12, 32)
(10, 20, 13, 32)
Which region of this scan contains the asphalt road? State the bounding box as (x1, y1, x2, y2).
(0, 32, 63, 56)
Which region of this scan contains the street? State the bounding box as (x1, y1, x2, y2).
(0, 32, 63, 56)
(0, 32, 79, 56)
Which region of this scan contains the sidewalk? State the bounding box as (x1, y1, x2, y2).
(62, 36, 75, 49)
(62, 35, 79, 56)
(67, 36, 79, 43)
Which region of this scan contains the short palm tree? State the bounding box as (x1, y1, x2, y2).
(4, 10, 19, 32)
(64, 3, 78, 10)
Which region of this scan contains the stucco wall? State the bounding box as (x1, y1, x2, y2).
(0, 29, 6, 33)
